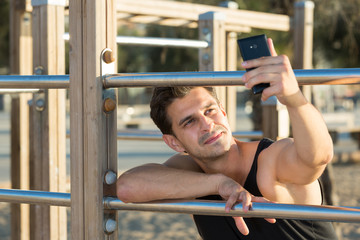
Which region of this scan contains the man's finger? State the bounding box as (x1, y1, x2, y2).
(233, 217, 249, 236)
(251, 196, 276, 223)
(265, 218, 277, 224)
(225, 192, 239, 212)
(239, 191, 252, 212)
(267, 38, 277, 56)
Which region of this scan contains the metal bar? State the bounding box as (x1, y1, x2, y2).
(1, 188, 360, 222)
(31, 0, 66, 7)
(116, 36, 209, 49)
(0, 75, 69, 89)
(104, 197, 360, 223)
(104, 68, 360, 88)
(116, 130, 263, 141)
(1, 68, 360, 89)
(64, 33, 208, 49)
(0, 189, 70, 207)
(0, 89, 41, 94)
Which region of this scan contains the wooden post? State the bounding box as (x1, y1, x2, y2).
(69, 0, 118, 239)
(198, 12, 229, 118)
(262, 97, 289, 140)
(9, 0, 32, 239)
(225, 31, 238, 130)
(30, 0, 67, 239)
(294, 1, 314, 101)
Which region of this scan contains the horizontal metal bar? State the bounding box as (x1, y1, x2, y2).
(0, 75, 69, 89)
(31, 0, 66, 7)
(0, 89, 42, 94)
(64, 33, 208, 49)
(1, 188, 360, 222)
(1, 68, 360, 89)
(104, 68, 360, 88)
(116, 36, 209, 49)
(0, 189, 70, 207)
(117, 130, 263, 141)
(105, 197, 360, 222)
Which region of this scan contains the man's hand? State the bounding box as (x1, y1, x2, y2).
(241, 38, 305, 108)
(217, 175, 276, 235)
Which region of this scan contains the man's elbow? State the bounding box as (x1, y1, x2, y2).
(116, 178, 136, 203)
(321, 140, 334, 165)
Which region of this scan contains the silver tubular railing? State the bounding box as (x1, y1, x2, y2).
(116, 36, 209, 49)
(0, 89, 41, 94)
(103, 68, 360, 88)
(1, 189, 360, 222)
(0, 75, 69, 89)
(1, 69, 360, 89)
(64, 33, 209, 49)
(117, 130, 263, 141)
(0, 189, 70, 207)
(105, 198, 360, 222)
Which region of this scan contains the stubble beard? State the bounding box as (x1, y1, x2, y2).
(188, 125, 232, 162)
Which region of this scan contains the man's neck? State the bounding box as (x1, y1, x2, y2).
(195, 138, 244, 177)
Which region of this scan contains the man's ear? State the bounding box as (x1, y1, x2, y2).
(163, 134, 185, 153)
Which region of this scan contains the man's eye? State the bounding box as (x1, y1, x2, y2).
(185, 119, 194, 126)
(206, 108, 215, 114)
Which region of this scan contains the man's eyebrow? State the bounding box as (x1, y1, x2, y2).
(177, 102, 215, 127)
(178, 115, 192, 127)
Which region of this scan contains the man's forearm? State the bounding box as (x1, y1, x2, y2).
(117, 163, 222, 203)
(287, 100, 333, 167)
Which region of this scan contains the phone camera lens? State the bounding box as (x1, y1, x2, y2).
(250, 44, 257, 49)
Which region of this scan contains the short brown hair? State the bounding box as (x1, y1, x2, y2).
(150, 87, 218, 135)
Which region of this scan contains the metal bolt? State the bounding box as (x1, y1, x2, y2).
(34, 66, 44, 75)
(202, 53, 210, 65)
(35, 98, 45, 112)
(103, 98, 116, 113)
(202, 28, 210, 35)
(104, 170, 117, 185)
(104, 218, 117, 234)
(103, 50, 115, 64)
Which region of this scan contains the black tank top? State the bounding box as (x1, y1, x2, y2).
(193, 138, 338, 240)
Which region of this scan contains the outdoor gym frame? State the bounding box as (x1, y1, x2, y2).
(4, 0, 360, 240)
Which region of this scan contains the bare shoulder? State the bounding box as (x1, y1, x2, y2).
(236, 139, 260, 157)
(257, 137, 295, 174)
(164, 153, 203, 172)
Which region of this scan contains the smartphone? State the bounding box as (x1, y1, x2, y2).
(237, 34, 271, 95)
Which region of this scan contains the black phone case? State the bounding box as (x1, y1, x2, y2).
(237, 34, 271, 94)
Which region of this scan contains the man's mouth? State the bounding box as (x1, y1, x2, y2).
(203, 132, 223, 145)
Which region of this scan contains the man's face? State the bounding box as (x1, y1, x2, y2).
(164, 87, 232, 161)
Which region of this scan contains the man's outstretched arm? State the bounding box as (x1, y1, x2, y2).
(242, 38, 333, 185)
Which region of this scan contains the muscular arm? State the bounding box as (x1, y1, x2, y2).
(117, 154, 223, 203)
(117, 151, 275, 235)
(242, 38, 333, 186)
(280, 95, 333, 183)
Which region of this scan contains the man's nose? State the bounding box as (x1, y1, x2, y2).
(200, 115, 214, 132)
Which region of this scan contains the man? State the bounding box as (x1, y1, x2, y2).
(117, 39, 337, 239)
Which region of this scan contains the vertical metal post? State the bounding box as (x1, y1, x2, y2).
(199, 11, 237, 130)
(9, 1, 32, 239)
(225, 31, 238, 130)
(198, 12, 227, 109)
(69, 0, 117, 239)
(262, 97, 289, 140)
(294, 1, 339, 222)
(31, 0, 67, 239)
(294, 1, 314, 101)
